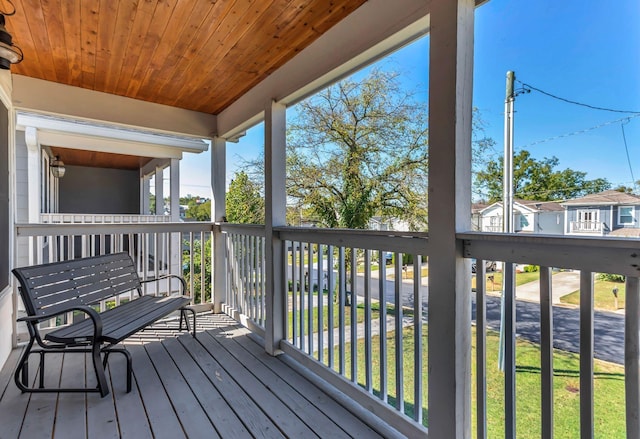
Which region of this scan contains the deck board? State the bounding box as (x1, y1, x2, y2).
(53, 353, 88, 439)
(0, 313, 399, 439)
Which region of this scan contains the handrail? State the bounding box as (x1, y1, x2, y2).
(15, 221, 215, 236)
(460, 231, 640, 277)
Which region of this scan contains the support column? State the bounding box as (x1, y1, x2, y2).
(427, 0, 475, 437)
(24, 127, 40, 223)
(140, 174, 149, 214)
(211, 137, 227, 312)
(154, 166, 164, 215)
(264, 101, 286, 356)
(169, 158, 180, 221)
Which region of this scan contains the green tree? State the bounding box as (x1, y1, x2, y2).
(475, 149, 610, 202)
(287, 68, 429, 230)
(182, 237, 211, 304)
(180, 195, 211, 221)
(226, 171, 265, 224)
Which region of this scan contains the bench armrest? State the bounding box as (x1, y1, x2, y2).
(18, 306, 104, 341)
(141, 274, 188, 296)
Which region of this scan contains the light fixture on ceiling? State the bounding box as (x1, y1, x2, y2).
(50, 156, 66, 179)
(0, 0, 22, 70)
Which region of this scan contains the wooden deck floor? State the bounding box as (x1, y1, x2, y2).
(0, 313, 393, 439)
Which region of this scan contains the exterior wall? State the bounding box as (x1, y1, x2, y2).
(515, 212, 534, 232)
(59, 165, 140, 214)
(0, 291, 11, 367)
(612, 205, 640, 229)
(565, 205, 640, 235)
(536, 212, 563, 235)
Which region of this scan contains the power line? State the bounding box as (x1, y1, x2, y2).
(516, 80, 640, 114)
(517, 114, 640, 149)
(621, 119, 636, 188)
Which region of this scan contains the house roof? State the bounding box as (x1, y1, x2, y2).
(561, 190, 640, 206)
(479, 199, 564, 214)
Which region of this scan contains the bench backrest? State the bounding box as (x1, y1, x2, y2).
(12, 252, 142, 317)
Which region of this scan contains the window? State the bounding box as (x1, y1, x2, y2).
(577, 209, 599, 223)
(618, 206, 635, 225)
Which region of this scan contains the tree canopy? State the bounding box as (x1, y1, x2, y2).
(286, 68, 429, 230)
(226, 171, 265, 224)
(475, 149, 611, 202)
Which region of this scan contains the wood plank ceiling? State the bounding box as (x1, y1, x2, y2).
(7, 0, 367, 115)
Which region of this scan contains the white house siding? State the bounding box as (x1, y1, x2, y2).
(537, 212, 563, 235)
(0, 289, 12, 368)
(14, 131, 29, 269)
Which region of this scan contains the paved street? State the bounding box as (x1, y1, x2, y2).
(296, 263, 625, 364)
(477, 296, 625, 365)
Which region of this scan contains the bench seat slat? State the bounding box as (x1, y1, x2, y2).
(21, 253, 134, 278)
(35, 277, 141, 316)
(30, 264, 138, 297)
(45, 295, 191, 344)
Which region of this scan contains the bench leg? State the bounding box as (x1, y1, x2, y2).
(91, 343, 110, 398)
(103, 348, 133, 393)
(14, 337, 34, 393)
(181, 308, 197, 337)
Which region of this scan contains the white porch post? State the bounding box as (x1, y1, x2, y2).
(24, 127, 40, 224)
(264, 101, 286, 355)
(141, 175, 150, 214)
(169, 158, 180, 221)
(428, 0, 474, 437)
(211, 137, 226, 313)
(154, 166, 164, 215)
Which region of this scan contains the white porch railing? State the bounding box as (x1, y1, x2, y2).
(570, 220, 603, 234)
(12, 221, 640, 437)
(15, 222, 215, 315)
(462, 232, 639, 439)
(40, 213, 172, 224)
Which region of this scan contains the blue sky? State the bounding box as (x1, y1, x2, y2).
(179, 0, 640, 199)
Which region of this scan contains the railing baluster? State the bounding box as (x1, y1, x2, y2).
(580, 271, 594, 439)
(291, 241, 297, 346)
(200, 231, 205, 305)
(504, 262, 516, 438)
(339, 246, 346, 375)
(476, 259, 487, 439)
(350, 248, 358, 383)
(364, 249, 372, 393)
(413, 254, 423, 424)
(626, 276, 640, 438)
(308, 242, 314, 355)
(317, 244, 324, 363)
(299, 243, 306, 352)
(327, 245, 334, 368)
(379, 250, 388, 404)
(394, 252, 404, 413)
(540, 266, 554, 439)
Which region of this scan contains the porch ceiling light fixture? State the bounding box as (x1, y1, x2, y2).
(50, 156, 66, 179)
(0, 1, 23, 70)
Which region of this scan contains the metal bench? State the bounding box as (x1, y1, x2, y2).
(12, 252, 196, 397)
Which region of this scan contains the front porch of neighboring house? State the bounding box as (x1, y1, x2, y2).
(1, 1, 640, 438)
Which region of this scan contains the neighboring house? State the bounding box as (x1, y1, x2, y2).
(471, 202, 488, 231)
(562, 190, 640, 237)
(477, 199, 564, 235)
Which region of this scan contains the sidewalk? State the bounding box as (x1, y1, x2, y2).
(515, 270, 579, 304)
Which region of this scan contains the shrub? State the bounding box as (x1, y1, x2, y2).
(523, 265, 539, 273)
(596, 273, 625, 283)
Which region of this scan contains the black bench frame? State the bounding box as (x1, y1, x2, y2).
(12, 252, 196, 397)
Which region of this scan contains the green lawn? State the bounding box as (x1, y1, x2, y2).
(560, 280, 625, 311)
(472, 271, 541, 292)
(327, 326, 625, 437)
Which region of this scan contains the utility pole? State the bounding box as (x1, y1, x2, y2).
(503, 70, 515, 234)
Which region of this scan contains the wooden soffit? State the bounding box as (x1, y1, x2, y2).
(49, 147, 152, 171)
(7, 0, 367, 115)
